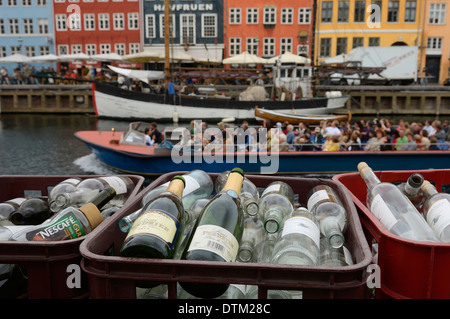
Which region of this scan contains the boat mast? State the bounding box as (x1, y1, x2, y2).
(164, 0, 171, 89)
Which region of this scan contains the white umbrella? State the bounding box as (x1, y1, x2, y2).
(123, 51, 165, 63)
(57, 53, 91, 62)
(31, 54, 59, 63)
(170, 50, 196, 62)
(0, 53, 32, 63)
(91, 53, 124, 62)
(266, 52, 311, 65)
(222, 51, 267, 64)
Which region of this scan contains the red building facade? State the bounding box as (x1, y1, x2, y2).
(224, 0, 314, 60)
(53, 0, 141, 67)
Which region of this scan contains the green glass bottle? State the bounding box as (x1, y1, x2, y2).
(180, 168, 244, 298)
(120, 176, 185, 259)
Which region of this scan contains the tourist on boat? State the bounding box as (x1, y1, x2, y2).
(144, 128, 155, 146)
(345, 132, 362, 151)
(365, 129, 386, 152)
(0, 67, 9, 84)
(429, 136, 440, 150)
(395, 128, 408, 150)
(380, 134, 393, 151)
(310, 127, 324, 150)
(149, 122, 162, 144)
(324, 120, 341, 137)
(322, 133, 339, 151)
(423, 119, 434, 136)
(285, 124, 296, 146)
(400, 132, 418, 151)
(415, 133, 429, 151)
(295, 133, 315, 152)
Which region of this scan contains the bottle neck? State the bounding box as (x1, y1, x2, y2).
(321, 218, 345, 249)
(166, 178, 185, 198)
(222, 171, 244, 196)
(358, 165, 381, 190)
(421, 181, 438, 199)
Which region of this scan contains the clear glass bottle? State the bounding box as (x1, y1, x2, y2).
(120, 176, 185, 259)
(258, 181, 294, 234)
(307, 185, 348, 249)
(52, 176, 135, 213)
(0, 198, 26, 221)
(180, 168, 245, 299)
(270, 207, 320, 266)
(9, 197, 50, 226)
(0, 225, 31, 241)
(397, 173, 425, 211)
(10, 186, 116, 241)
(215, 171, 260, 217)
(48, 178, 81, 212)
(420, 180, 450, 242)
(320, 237, 354, 266)
(237, 215, 265, 263)
(358, 162, 439, 242)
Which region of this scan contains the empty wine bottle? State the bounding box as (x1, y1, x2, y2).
(270, 207, 320, 266)
(397, 173, 425, 211)
(237, 215, 265, 263)
(52, 176, 135, 213)
(421, 181, 450, 242)
(258, 181, 294, 234)
(319, 237, 354, 266)
(180, 168, 244, 299)
(120, 176, 185, 259)
(10, 187, 116, 241)
(358, 162, 439, 242)
(216, 171, 260, 216)
(0, 198, 26, 221)
(48, 178, 81, 212)
(9, 197, 50, 226)
(307, 185, 348, 249)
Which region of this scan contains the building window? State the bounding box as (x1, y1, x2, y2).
(37, 18, 48, 34)
(68, 12, 81, 30)
(58, 45, 68, 55)
(8, 18, 19, 34)
(98, 13, 110, 30)
(388, 1, 399, 22)
(113, 13, 124, 30)
(337, 1, 349, 23)
(0, 19, 4, 34)
(353, 37, 364, 48)
(71, 44, 82, 54)
(39, 46, 50, 55)
(281, 8, 293, 24)
(128, 12, 139, 30)
(180, 14, 195, 44)
(320, 38, 331, 57)
(405, 1, 416, 22)
(229, 37, 241, 56)
(321, 2, 333, 23)
(280, 38, 292, 54)
(114, 43, 125, 55)
(25, 46, 35, 57)
(86, 44, 96, 55)
(100, 44, 110, 54)
(298, 8, 311, 24)
(368, 37, 380, 46)
(37, 0, 46, 5)
(160, 14, 175, 38)
(229, 8, 241, 24)
(354, 1, 366, 23)
(263, 7, 276, 25)
(263, 37, 275, 56)
(10, 46, 21, 54)
(129, 43, 139, 54)
(55, 14, 66, 31)
(429, 3, 446, 24)
(336, 37, 348, 55)
(247, 8, 258, 24)
(427, 37, 443, 50)
(297, 45, 309, 57)
(201, 14, 216, 38)
(7, 0, 17, 5)
(22, 0, 31, 6)
(0, 47, 7, 58)
(145, 14, 155, 39)
(84, 14, 95, 30)
(246, 37, 258, 55)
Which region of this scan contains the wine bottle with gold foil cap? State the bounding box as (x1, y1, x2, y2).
(180, 168, 244, 299)
(10, 186, 116, 242)
(120, 176, 186, 259)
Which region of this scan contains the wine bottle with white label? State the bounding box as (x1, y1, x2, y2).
(358, 162, 439, 242)
(270, 207, 320, 266)
(180, 168, 245, 299)
(307, 185, 348, 249)
(120, 176, 186, 259)
(52, 176, 135, 213)
(420, 180, 450, 242)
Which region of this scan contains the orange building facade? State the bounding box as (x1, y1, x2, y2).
(223, 0, 315, 61)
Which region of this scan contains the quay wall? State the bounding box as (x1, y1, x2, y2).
(1, 84, 450, 118)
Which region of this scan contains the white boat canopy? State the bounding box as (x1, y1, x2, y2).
(107, 65, 164, 84)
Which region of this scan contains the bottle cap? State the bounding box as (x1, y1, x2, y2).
(172, 175, 186, 186)
(79, 203, 104, 230)
(420, 180, 434, 193)
(231, 167, 244, 177)
(357, 162, 369, 172)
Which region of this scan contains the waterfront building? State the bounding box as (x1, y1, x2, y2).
(142, 0, 224, 64)
(0, 0, 56, 74)
(52, 0, 141, 72)
(224, 0, 314, 61)
(314, 0, 423, 66)
(420, 0, 450, 84)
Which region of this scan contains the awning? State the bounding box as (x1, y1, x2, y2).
(107, 65, 164, 83)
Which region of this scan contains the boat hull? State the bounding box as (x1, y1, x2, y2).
(92, 82, 349, 121)
(254, 106, 351, 125)
(75, 131, 450, 176)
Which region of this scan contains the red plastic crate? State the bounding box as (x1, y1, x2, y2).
(333, 169, 450, 299)
(0, 175, 144, 299)
(80, 172, 372, 299)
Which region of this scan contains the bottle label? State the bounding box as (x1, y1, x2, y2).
(426, 199, 450, 238)
(126, 209, 180, 251)
(102, 176, 127, 194)
(281, 216, 320, 248)
(370, 194, 397, 230)
(261, 184, 281, 197)
(7, 198, 26, 206)
(26, 212, 86, 241)
(188, 224, 239, 262)
(307, 189, 329, 212)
